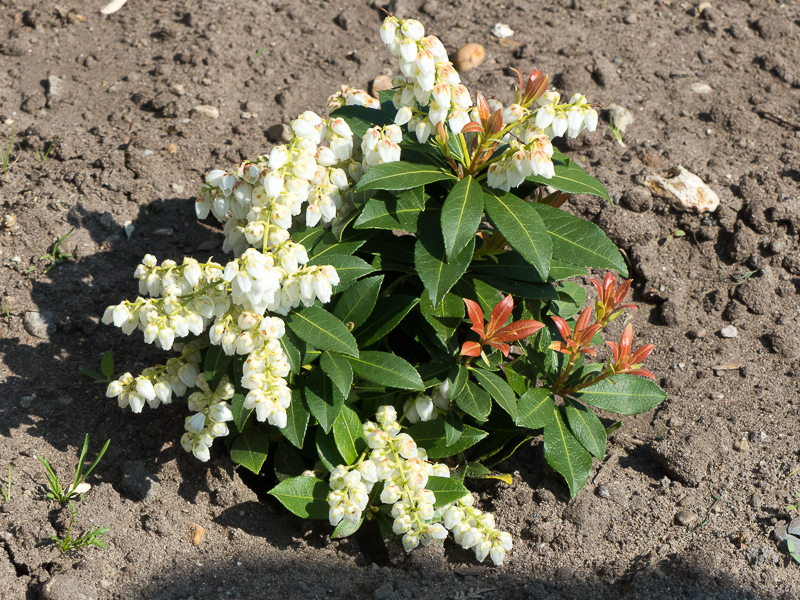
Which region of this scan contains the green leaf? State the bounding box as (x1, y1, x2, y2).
(572, 375, 667, 415)
(359, 230, 416, 264)
(543, 406, 593, 498)
(444, 410, 463, 446)
(405, 421, 487, 459)
(515, 388, 555, 429)
(353, 190, 421, 232)
(426, 476, 470, 507)
(415, 210, 475, 308)
(525, 327, 556, 384)
(483, 188, 551, 280)
(268, 476, 330, 519)
(229, 428, 270, 475)
(316, 428, 345, 473)
(279, 389, 310, 449)
(286, 306, 359, 358)
(319, 351, 354, 399)
(280, 329, 304, 374)
(482, 434, 535, 469)
(469, 252, 545, 283)
(452, 276, 503, 316)
(441, 175, 484, 260)
(347, 351, 424, 391)
(470, 274, 558, 301)
(471, 368, 517, 420)
(420, 292, 464, 343)
(304, 368, 345, 434)
(291, 225, 326, 250)
(550, 281, 587, 320)
(332, 516, 364, 538)
(332, 405, 364, 465)
(354, 295, 419, 347)
(309, 230, 372, 260)
(548, 259, 587, 281)
(329, 105, 394, 137)
(564, 398, 607, 460)
(450, 363, 469, 400)
(204, 345, 233, 392)
(333, 274, 383, 330)
(101, 351, 114, 378)
(230, 393, 252, 432)
(417, 360, 454, 387)
(354, 162, 455, 193)
(528, 155, 610, 201)
(307, 254, 374, 292)
(454, 380, 491, 421)
(274, 442, 306, 482)
(533, 203, 627, 276)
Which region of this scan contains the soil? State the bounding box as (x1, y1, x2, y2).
(1, 0, 799, 599)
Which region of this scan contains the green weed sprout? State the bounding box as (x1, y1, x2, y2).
(50, 502, 109, 554)
(81, 350, 115, 383)
(2, 127, 13, 173)
(37, 435, 110, 503)
(1, 465, 10, 501)
(34, 141, 54, 164)
(40, 227, 75, 273)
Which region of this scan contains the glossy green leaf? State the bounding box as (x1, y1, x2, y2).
(515, 388, 555, 429)
(470, 274, 558, 301)
(280, 329, 304, 374)
(451, 363, 469, 400)
(483, 189, 551, 280)
(353, 190, 421, 232)
(347, 351, 424, 391)
(452, 276, 503, 316)
(444, 410, 463, 446)
(315, 428, 345, 473)
(469, 252, 545, 283)
(319, 351, 354, 399)
(528, 154, 610, 201)
(333, 274, 383, 330)
(280, 389, 310, 449)
(564, 398, 607, 460)
(548, 259, 588, 281)
(359, 231, 416, 264)
(230, 393, 252, 432)
(309, 230, 372, 260)
(406, 420, 488, 459)
(471, 368, 517, 420)
(291, 225, 326, 250)
(101, 351, 114, 378)
(268, 476, 330, 519)
(415, 210, 475, 308)
(354, 162, 455, 192)
(204, 345, 233, 393)
(274, 442, 306, 482)
(332, 516, 364, 538)
(420, 292, 464, 343)
(550, 281, 587, 320)
(417, 360, 454, 387)
(328, 105, 395, 137)
(332, 405, 364, 465)
(426, 476, 470, 507)
(454, 380, 491, 421)
(533, 203, 627, 276)
(229, 428, 270, 475)
(441, 175, 484, 260)
(286, 306, 359, 358)
(354, 295, 419, 347)
(482, 434, 535, 469)
(572, 374, 667, 415)
(543, 406, 593, 498)
(304, 368, 345, 434)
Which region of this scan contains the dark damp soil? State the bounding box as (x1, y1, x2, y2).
(1, 0, 799, 599)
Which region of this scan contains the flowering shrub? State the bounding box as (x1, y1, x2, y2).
(101, 16, 666, 565)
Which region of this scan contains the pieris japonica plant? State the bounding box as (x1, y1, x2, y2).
(101, 16, 666, 565)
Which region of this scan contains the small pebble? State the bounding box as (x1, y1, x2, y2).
(720, 325, 738, 338)
(491, 23, 514, 38)
(192, 105, 220, 119)
(733, 438, 750, 452)
(371, 75, 393, 95)
(153, 228, 174, 237)
(453, 43, 486, 72)
(240, 111, 252, 120)
(171, 83, 186, 96)
(267, 123, 293, 143)
(691, 82, 712, 94)
(23, 311, 49, 338)
(675, 510, 698, 527)
(623, 13, 638, 24)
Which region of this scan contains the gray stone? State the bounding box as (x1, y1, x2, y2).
(720, 325, 738, 338)
(621, 188, 652, 212)
(674, 510, 698, 527)
(373, 582, 394, 600)
(47, 75, 65, 97)
(40, 573, 96, 600)
(623, 13, 638, 24)
(23, 311, 55, 338)
(118, 460, 160, 502)
(789, 517, 800, 536)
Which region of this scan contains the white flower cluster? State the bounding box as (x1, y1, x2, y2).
(182, 373, 235, 461)
(105, 342, 204, 413)
(381, 17, 473, 141)
(402, 379, 451, 424)
(361, 124, 403, 173)
(326, 84, 381, 114)
(327, 405, 511, 563)
(441, 494, 513, 565)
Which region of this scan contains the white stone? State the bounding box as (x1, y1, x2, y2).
(645, 166, 720, 213)
(720, 325, 738, 338)
(192, 105, 220, 119)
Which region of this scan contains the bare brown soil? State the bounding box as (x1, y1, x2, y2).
(1, 1, 799, 599)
